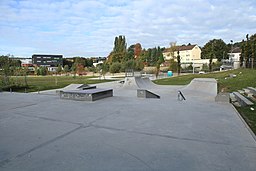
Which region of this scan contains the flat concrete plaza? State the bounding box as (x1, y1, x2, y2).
(0, 79, 256, 171)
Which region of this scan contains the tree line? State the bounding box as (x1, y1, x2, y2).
(105, 35, 166, 74)
(240, 34, 256, 68)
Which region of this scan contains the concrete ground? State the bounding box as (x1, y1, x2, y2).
(0, 80, 256, 171)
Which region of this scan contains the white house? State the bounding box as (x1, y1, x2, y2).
(163, 44, 201, 63)
(227, 47, 241, 69)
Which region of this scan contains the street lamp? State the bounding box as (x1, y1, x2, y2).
(230, 40, 233, 68)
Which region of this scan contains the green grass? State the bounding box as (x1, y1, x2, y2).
(236, 104, 256, 134)
(154, 68, 256, 93)
(154, 68, 256, 135)
(3, 75, 113, 92)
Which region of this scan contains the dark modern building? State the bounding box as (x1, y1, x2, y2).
(32, 54, 63, 67)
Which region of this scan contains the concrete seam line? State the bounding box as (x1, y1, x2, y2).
(0, 126, 85, 168)
(231, 104, 256, 142)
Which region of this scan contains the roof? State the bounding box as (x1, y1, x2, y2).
(163, 44, 198, 53)
(231, 47, 241, 53)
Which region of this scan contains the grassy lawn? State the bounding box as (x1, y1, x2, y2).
(154, 68, 256, 135)
(236, 104, 256, 134)
(154, 68, 256, 92)
(3, 75, 113, 92)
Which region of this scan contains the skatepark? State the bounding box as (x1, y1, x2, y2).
(0, 77, 256, 171)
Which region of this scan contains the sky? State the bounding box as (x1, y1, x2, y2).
(0, 0, 256, 57)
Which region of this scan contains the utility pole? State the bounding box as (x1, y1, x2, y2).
(230, 40, 233, 68)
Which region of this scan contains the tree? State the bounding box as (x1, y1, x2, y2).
(201, 39, 228, 61)
(57, 65, 62, 75)
(86, 58, 94, 67)
(101, 62, 109, 79)
(150, 47, 157, 65)
(63, 58, 73, 68)
(209, 41, 215, 72)
(240, 33, 256, 68)
(134, 43, 142, 58)
(71, 64, 76, 78)
(34, 66, 38, 75)
(158, 51, 165, 64)
(125, 44, 135, 61)
(177, 51, 181, 75)
(169, 42, 177, 59)
(240, 40, 245, 67)
(76, 64, 85, 76)
(109, 62, 122, 74)
(38, 66, 47, 76)
(245, 34, 250, 68)
(108, 35, 127, 63)
(63, 65, 69, 76)
(169, 59, 178, 72)
(146, 48, 152, 65)
(251, 38, 255, 68)
(0, 55, 20, 86)
(134, 59, 144, 71)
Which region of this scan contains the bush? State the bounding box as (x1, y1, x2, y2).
(1, 84, 29, 92)
(134, 60, 144, 71)
(109, 62, 122, 73)
(120, 59, 144, 72)
(202, 63, 209, 72)
(121, 60, 135, 72)
(168, 59, 178, 73)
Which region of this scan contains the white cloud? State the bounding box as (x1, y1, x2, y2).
(0, 0, 256, 57)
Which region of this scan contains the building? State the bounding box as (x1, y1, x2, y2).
(18, 58, 33, 67)
(228, 47, 241, 69)
(32, 54, 63, 71)
(163, 44, 219, 70)
(163, 44, 201, 63)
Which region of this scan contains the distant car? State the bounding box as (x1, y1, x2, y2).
(199, 71, 205, 74)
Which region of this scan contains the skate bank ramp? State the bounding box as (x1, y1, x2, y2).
(181, 78, 217, 97)
(122, 77, 156, 89)
(56, 84, 95, 94)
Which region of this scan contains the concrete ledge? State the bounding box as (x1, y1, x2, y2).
(247, 87, 256, 95)
(56, 84, 96, 95)
(60, 89, 113, 101)
(233, 92, 254, 106)
(137, 89, 160, 99)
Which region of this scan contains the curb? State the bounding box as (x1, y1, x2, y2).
(231, 104, 256, 142)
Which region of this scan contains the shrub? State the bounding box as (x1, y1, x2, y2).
(109, 62, 122, 73)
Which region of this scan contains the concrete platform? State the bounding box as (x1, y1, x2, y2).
(0, 80, 256, 171)
(137, 89, 160, 99)
(60, 89, 113, 101)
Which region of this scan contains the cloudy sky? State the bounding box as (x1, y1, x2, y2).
(0, 0, 256, 57)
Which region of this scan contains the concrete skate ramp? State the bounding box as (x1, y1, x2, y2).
(182, 78, 217, 97)
(122, 76, 156, 89)
(135, 77, 147, 88)
(141, 77, 157, 88)
(122, 77, 139, 89)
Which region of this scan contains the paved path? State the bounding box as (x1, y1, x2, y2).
(0, 80, 256, 171)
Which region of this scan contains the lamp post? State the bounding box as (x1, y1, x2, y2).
(230, 40, 233, 68)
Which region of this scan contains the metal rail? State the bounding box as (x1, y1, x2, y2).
(178, 91, 186, 101)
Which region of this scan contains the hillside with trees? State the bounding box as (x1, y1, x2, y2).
(105, 35, 166, 74)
